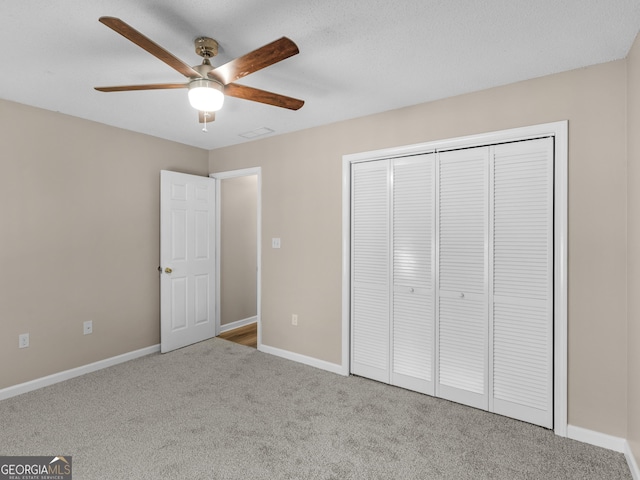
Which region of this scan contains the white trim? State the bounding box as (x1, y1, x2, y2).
(342, 121, 569, 435)
(625, 441, 640, 480)
(0, 345, 160, 401)
(210, 167, 262, 348)
(344, 123, 561, 163)
(567, 424, 640, 479)
(567, 425, 627, 453)
(552, 120, 569, 437)
(341, 159, 352, 376)
(213, 174, 222, 336)
(211, 167, 261, 180)
(259, 344, 346, 376)
(219, 316, 257, 334)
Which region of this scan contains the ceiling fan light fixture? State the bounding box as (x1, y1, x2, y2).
(188, 79, 224, 112)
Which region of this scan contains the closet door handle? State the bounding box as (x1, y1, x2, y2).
(460, 292, 465, 298)
(409, 287, 414, 293)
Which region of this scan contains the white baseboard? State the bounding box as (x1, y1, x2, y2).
(626, 441, 640, 480)
(558, 426, 640, 478)
(259, 344, 347, 376)
(0, 344, 160, 401)
(567, 425, 626, 452)
(218, 316, 257, 334)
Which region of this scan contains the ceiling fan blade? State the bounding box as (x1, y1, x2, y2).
(199, 111, 216, 123)
(209, 37, 299, 85)
(99, 16, 202, 79)
(224, 83, 304, 110)
(95, 83, 187, 92)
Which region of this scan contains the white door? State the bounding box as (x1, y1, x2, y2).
(350, 160, 391, 383)
(436, 146, 489, 410)
(490, 138, 554, 428)
(391, 154, 435, 395)
(349, 138, 554, 429)
(160, 170, 216, 353)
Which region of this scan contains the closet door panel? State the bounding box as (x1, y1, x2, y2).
(392, 156, 433, 290)
(438, 294, 487, 409)
(493, 301, 551, 426)
(392, 287, 433, 392)
(438, 150, 487, 295)
(391, 155, 435, 395)
(437, 147, 489, 410)
(352, 286, 389, 378)
(351, 161, 391, 383)
(491, 138, 553, 428)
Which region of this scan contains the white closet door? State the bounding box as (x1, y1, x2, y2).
(391, 154, 435, 395)
(436, 147, 489, 410)
(351, 160, 391, 383)
(490, 138, 554, 428)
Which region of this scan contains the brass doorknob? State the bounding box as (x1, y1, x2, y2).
(164, 267, 173, 274)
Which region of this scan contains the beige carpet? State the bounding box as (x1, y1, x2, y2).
(0, 338, 632, 479)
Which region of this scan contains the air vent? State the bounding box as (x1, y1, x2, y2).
(239, 127, 274, 139)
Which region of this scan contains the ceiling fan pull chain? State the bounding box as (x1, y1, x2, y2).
(202, 112, 208, 132)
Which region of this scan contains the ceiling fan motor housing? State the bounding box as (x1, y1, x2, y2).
(194, 37, 219, 59)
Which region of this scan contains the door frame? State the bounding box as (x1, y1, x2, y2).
(341, 121, 568, 437)
(210, 167, 262, 348)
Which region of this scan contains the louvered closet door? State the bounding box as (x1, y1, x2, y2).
(391, 154, 435, 395)
(351, 160, 391, 383)
(490, 138, 554, 428)
(436, 147, 489, 410)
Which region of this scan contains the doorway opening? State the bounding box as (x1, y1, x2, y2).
(218, 323, 257, 348)
(210, 168, 262, 348)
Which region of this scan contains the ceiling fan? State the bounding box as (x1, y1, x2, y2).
(94, 17, 304, 126)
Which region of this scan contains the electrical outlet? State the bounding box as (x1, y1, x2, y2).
(272, 238, 281, 249)
(292, 314, 298, 326)
(18, 333, 29, 349)
(83, 320, 93, 335)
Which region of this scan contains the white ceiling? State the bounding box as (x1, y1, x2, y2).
(1, 1, 639, 150)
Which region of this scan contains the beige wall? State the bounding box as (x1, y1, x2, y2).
(220, 175, 258, 326)
(0, 99, 209, 389)
(210, 60, 629, 437)
(627, 33, 640, 465)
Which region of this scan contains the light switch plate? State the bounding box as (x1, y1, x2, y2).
(19, 333, 29, 349)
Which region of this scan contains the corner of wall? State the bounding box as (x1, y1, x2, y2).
(626, 28, 640, 476)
